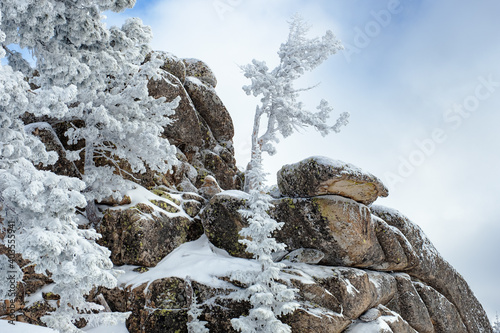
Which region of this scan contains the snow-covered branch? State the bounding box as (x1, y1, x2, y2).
(243, 15, 348, 191)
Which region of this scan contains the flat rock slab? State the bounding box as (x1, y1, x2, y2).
(277, 156, 388, 205)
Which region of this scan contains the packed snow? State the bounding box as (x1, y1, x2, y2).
(82, 322, 129, 333)
(345, 318, 393, 332)
(0, 320, 58, 332)
(120, 235, 260, 289)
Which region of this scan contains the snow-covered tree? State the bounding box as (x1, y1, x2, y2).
(0, 25, 128, 332)
(232, 16, 349, 331)
(231, 155, 299, 333)
(185, 276, 209, 333)
(0, 161, 129, 333)
(242, 15, 349, 191)
(0, 2, 180, 331)
(493, 313, 500, 333)
(0, 0, 179, 223)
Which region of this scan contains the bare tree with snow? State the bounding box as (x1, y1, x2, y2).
(232, 15, 349, 332)
(242, 15, 349, 191)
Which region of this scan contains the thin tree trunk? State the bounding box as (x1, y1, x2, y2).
(84, 141, 99, 225)
(85, 200, 99, 225)
(244, 106, 263, 192)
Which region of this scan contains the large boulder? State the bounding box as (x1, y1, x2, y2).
(414, 282, 468, 333)
(386, 273, 434, 333)
(98, 196, 202, 267)
(24, 51, 241, 193)
(371, 205, 492, 333)
(200, 191, 252, 258)
(311, 267, 397, 319)
(184, 77, 234, 144)
(200, 149, 240, 190)
(273, 195, 386, 267)
(277, 156, 388, 205)
(99, 272, 353, 333)
(147, 69, 204, 149)
(372, 216, 419, 271)
(122, 277, 191, 333)
(146, 54, 240, 191)
(93, 263, 407, 333)
(183, 58, 217, 88)
(202, 191, 418, 271)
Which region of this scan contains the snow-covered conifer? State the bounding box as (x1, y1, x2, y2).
(0, 160, 129, 333)
(231, 152, 299, 333)
(0, 8, 129, 332)
(232, 15, 348, 332)
(186, 277, 209, 333)
(0, 0, 179, 223)
(493, 313, 500, 333)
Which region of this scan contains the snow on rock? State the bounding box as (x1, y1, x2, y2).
(215, 189, 251, 200)
(182, 58, 217, 88)
(345, 318, 392, 333)
(122, 235, 260, 289)
(184, 76, 234, 143)
(82, 322, 129, 333)
(359, 307, 381, 322)
(24, 283, 56, 308)
(282, 248, 325, 264)
(0, 320, 58, 332)
(105, 182, 190, 219)
(277, 156, 388, 205)
(345, 305, 417, 332)
(97, 183, 204, 267)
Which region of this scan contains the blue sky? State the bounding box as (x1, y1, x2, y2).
(108, 0, 500, 321)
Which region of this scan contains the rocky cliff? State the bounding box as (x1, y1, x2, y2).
(2, 53, 492, 333)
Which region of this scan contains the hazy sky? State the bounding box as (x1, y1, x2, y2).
(107, 0, 500, 320)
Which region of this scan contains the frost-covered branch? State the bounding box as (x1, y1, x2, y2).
(1, 0, 180, 224)
(242, 15, 349, 191)
(186, 276, 209, 333)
